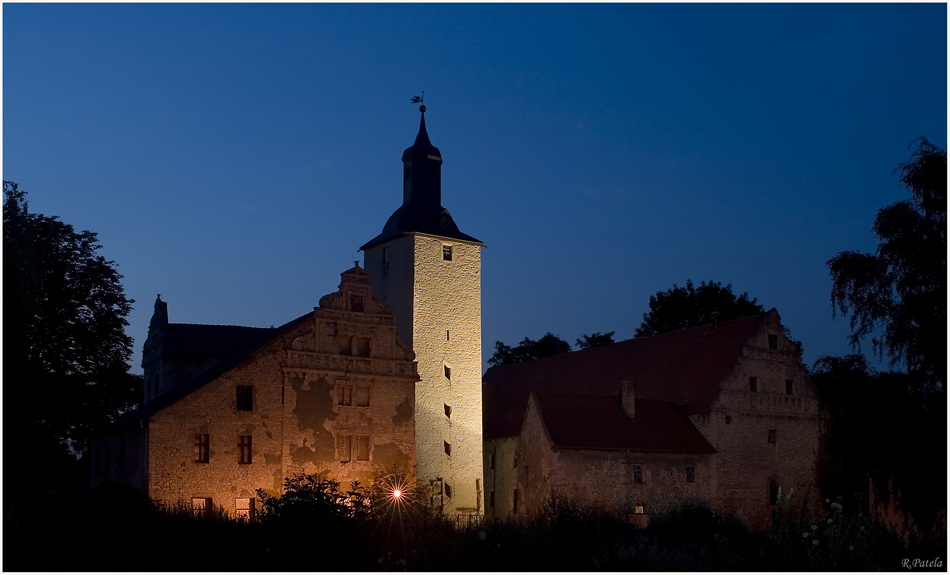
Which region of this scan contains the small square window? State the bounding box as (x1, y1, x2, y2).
(785, 379, 794, 394)
(239, 435, 252, 464)
(235, 497, 255, 520)
(725, 415, 733, 424)
(444, 441, 451, 457)
(442, 245, 453, 261)
(685, 465, 695, 483)
(633, 464, 643, 484)
(749, 377, 758, 393)
(768, 334, 778, 350)
(356, 435, 371, 461)
(195, 433, 209, 463)
(768, 430, 777, 444)
(445, 482, 453, 499)
(444, 404, 452, 418)
(634, 505, 644, 514)
(236, 386, 253, 411)
(444, 365, 451, 380)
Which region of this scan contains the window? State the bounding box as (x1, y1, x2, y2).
(356, 435, 370, 461)
(195, 433, 209, 463)
(442, 245, 453, 261)
(338, 335, 352, 355)
(350, 294, 364, 313)
(725, 415, 733, 424)
(356, 386, 370, 407)
(489, 491, 495, 508)
(685, 466, 695, 483)
(634, 505, 644, 515)
(444, 365, 451, 380)
(236, 386, 253, 411)
(192, 497, 212, 516)
(445, 483, 452, 499)
(235, 498, 255, 520)
(338, 434, 352, 462)
(768, 334, 778, 350)
(489, 454, 495, 470)
(446, 330, 450, 341)
(444, 404, 452, 418)
(444, 441, 452, 457)
(338, 384, 353, 406)
(769, 479, 779, 506)
(512, 489, 519, 514)
(355, 337, 370, 357)
(768, 430, 777, 445)
(785, 379, 794, 394)
(749, 377, 758, 393)
(239, 435, 252, 464)
(633, 464, 643, 484)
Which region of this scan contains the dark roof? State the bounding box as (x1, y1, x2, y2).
(531, 393, 715, 453)
(483, 312, 770, 440)
(360, 109, 482, 251)
(163, 324, 275, 359)
(96, 312, 312, 436)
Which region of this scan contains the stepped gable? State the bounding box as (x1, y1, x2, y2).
(483, 312, 768, 440)
(531, 393, 716, 453)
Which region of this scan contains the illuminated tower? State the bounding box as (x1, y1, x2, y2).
(361, 105, 484, 515)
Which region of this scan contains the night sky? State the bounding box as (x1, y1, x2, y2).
(4, 4, 946, 374)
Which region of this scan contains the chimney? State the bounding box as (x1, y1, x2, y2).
(621, 380, 636, 418)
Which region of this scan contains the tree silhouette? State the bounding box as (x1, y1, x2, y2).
(827, 138, 946, 387)
(489, 333, 572, 367)
(576, 331, 615, 350)
(3, 182, 140, 454)
(634, 280, 764, 338)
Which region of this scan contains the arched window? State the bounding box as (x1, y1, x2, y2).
(768, 479, 779, 506)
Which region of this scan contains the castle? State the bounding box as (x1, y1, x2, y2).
(92, 107, 819, 528)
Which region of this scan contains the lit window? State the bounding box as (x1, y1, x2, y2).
(685, 466, 695, 483)
(443, 245, 453, 261)
(749, 377, 758, 393)
(236, 386, 253, 411)
(356, 435, 371, 461)
(633, 464, 643, 484)
(768, 334, 778, 350)
(338, 434, 352, 462)
(768, 430, 777, 444)
(634, 506, 644, 515)
(192, 497, 212, 516)
(785, 379, 793, 394)
(195, 433, 209, 463)
(444, 441, 451, 456)
(239, 435, 252, 464)
(235, 497, 255, 520)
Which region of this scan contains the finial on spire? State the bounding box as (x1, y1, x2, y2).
(411, 91, 426, 114)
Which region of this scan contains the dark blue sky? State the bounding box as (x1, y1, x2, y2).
(4, 4, 946, 374)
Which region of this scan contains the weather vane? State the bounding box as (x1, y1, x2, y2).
(411, 91, 425, 112)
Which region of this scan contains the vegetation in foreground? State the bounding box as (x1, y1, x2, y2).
(5, 475, 945, 572)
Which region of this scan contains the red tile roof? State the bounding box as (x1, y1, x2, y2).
(530, 393, 715, 453)
(483, 312, 771, 440)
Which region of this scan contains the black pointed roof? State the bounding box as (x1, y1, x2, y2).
(361, 106, 483, 251)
